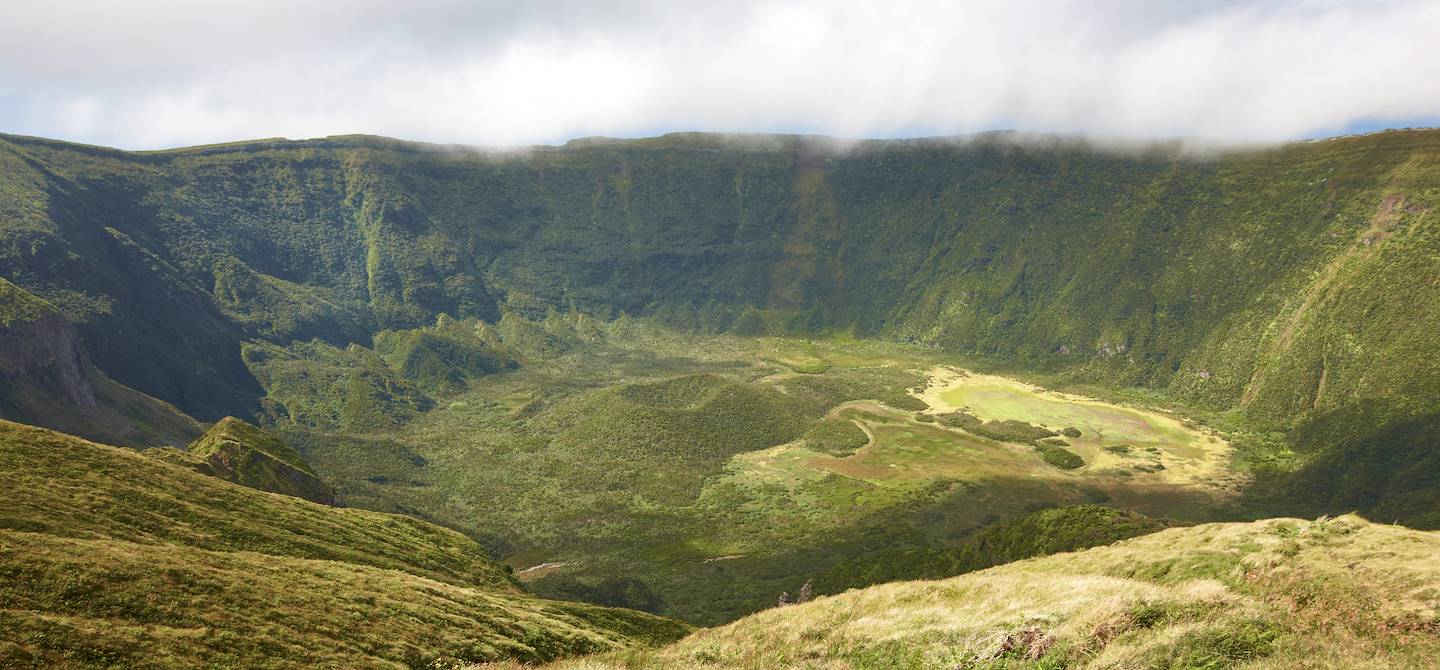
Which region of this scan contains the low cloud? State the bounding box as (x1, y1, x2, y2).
(2, 0, 1437, 149)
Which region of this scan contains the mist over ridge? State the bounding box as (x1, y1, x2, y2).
(4, 1, 1439, 149)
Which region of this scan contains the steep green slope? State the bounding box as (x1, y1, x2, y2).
(813, 505, 1169, 592)
(1, 130, 1436, 434)
(0, 419, 689, 667)
(0, 277, 199, 446)
(489, 515, 1440, 670)
(1262, 409, 1440, 529)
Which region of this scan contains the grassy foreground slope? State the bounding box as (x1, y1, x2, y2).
(0, 420, 688, 668)
(483, 515, 1440, 670)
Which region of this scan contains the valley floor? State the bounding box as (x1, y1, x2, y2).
(272, 324, 1258, 624)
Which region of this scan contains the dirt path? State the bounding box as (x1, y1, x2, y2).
(515, 561, 570, 580)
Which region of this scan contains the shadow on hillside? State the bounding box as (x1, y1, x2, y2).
(1244, 404, 1440, 529)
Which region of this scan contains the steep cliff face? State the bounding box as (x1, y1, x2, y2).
(0, 278, 199, 445)
(0, 279, 95, 408)
(184, 416, 335, 504)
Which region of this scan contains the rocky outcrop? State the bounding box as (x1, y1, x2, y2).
(186, 417, 335, 505)
(0, 282, 96, 409)
(0, 278, 200, 446)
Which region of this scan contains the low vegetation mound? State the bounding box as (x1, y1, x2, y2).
(486, 515, 1440, 669)
(374, 315, 517, 395)
(181, 416, 335, 504)
(800, 417, 871, 456)
(1035, 442, 1085, 470)
(935, 410, 1059, 444)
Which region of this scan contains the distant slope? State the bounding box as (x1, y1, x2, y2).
(0, 277, 199, 446)
(0, 420, 689, 668)
(1266, 408, 1440, 529)
(495, 515, 1440, 669)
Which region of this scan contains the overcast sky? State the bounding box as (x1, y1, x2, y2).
(1, 0, 1438, 149)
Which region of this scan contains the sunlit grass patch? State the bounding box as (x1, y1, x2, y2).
(756, 339, 833, 374)
(915, 366, 1234, 492)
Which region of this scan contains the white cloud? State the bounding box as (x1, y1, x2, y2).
(1, 0, 1437, 148)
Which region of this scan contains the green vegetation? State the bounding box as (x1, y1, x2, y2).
(0, 419, 688, 667)
(1, 129, 1435, 527)
(1035, 443, 1085, 469)
(243, 339, 436, 430)
(2, 129, 1437, 437)
(479, 516, 1440, 669)
(946, 506, 1167, 572)
(0, 276, 53, 326)
(374, 314, 517, 395)
(1254, 409, 1440, 529)
(799, 417, 870, 456)
(936, 410, 1060, 444)
(814, 505, 1168, 591)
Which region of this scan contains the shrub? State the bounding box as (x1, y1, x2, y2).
(935, 411, 1059, 444)
(1036, 444, 1084, 469)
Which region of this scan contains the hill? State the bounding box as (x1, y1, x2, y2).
(0, 419, 689, 668)
(179, 416, 335, 504)
(480, 515, 1440, 669)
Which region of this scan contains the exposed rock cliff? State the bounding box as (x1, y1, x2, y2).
(0, 277, 199, 446)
